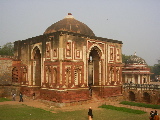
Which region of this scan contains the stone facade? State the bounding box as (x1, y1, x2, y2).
(11, 14, 123, 104)
(13, 30, 123, 103)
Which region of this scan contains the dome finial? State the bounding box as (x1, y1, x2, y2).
(64, 13, 74, 19)
(68, 13, 72, 15)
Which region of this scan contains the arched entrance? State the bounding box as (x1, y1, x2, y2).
(32, 46, 41, 86)
(12, 67, 19, 82)
(88, 46, 101, 86)
(143, 92, 150, 103)
(129, 91, 135, 101)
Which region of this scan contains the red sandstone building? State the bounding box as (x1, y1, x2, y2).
(12, 13, 123, 105)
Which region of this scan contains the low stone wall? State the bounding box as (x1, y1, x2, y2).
(20, 86, 41, 98)
(40, 88, 90, 103)
(39, 99, 90, 108)
(103, 86, 122, 97)
(123, 89, 160, 104)
(0, 85, 20, 97)
(104, 94, 124, 102)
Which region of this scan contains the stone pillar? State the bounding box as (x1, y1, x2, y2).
(41, 58, 45, 86)
(58, 34, 64, 88)
(83, 46, 87, 86)
(138, 75, 140, 84)
(28, 64, 31, 85)
(102, 59, 105, 85)
(33, 61, 36, 85)
(99, 60, 101, 85)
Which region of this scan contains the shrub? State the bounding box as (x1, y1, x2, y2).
(99, 105, 146, 114)
(120, 101, 160, 109)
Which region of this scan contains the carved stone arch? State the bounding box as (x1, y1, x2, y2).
(115, 67, 121, 85)
(108, 66, 115, 85)
(143, 92, 151, 103)
(142, 76, 147, 84)
(88, 45, 103, 59)
(46, 42, 51, 58)
(45, 66, 51, 84)
(74, 66, 82, 86)
(65, 67, 71, 87)
(88, 46, 103, 86)
(31, 45, 41, 86)
(157, 93, 160, 104)
(53, 67, 57, 85)
(116, 68, 120, 83)
(12, 67, 19, 82)
(129, 91, 136, 101)
(21, 66, 27, 84)
(31, 44, 42, 60)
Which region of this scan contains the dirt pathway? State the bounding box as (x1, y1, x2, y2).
(0, 97, 50, 111)
(0, 96, 160, 115)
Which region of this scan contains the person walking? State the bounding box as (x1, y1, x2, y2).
(12, 93, 16, 101)
(32, 92, 35, 100)
(154, 110, 159, 120)
(88, 107, 93, 120)
(19, 92, 23, 102)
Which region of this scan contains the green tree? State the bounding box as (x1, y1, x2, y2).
(152, 63, 160, 75)
(0, 42, 14, 56)
(122, 54, 131, 63)
(150, 60, 160, 80)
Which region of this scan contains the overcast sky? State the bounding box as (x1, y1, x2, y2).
(0, 0, 160, 66)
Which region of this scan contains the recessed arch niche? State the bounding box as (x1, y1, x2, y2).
(32, 46, 41, 86)
(88, 46, 102, 86)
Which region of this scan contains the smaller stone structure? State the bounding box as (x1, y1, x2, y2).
(122, 53, 159, 104)
(122, 53, 153, 84)
(123, 83, 160, 104)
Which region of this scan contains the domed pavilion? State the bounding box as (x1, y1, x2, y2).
(122, 53, 153, 84)
(13, 13, 123, 106)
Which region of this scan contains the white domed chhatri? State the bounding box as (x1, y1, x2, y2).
(122, 53, 153, 84)
(127, 53, 147, 65)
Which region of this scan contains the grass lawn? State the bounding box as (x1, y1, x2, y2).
(99, 105, 146, 114)
(0, 97, 11, 102)
(0, 104, 149, 120)
(120, 101, 160, 109)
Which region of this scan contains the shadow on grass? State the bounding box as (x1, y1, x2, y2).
(99, 104, 146, 114)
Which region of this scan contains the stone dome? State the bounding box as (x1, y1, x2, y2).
(44, 13, 95, 36)
(127, 53, 147, 65)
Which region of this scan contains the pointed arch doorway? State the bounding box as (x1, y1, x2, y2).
(88, 46, 101, 87)
(32, 46, 41, 86)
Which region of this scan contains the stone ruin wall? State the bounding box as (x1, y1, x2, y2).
(0, 56, 21, 97)
(123, 89, 160, 104)
(0, 56, 13, 85)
